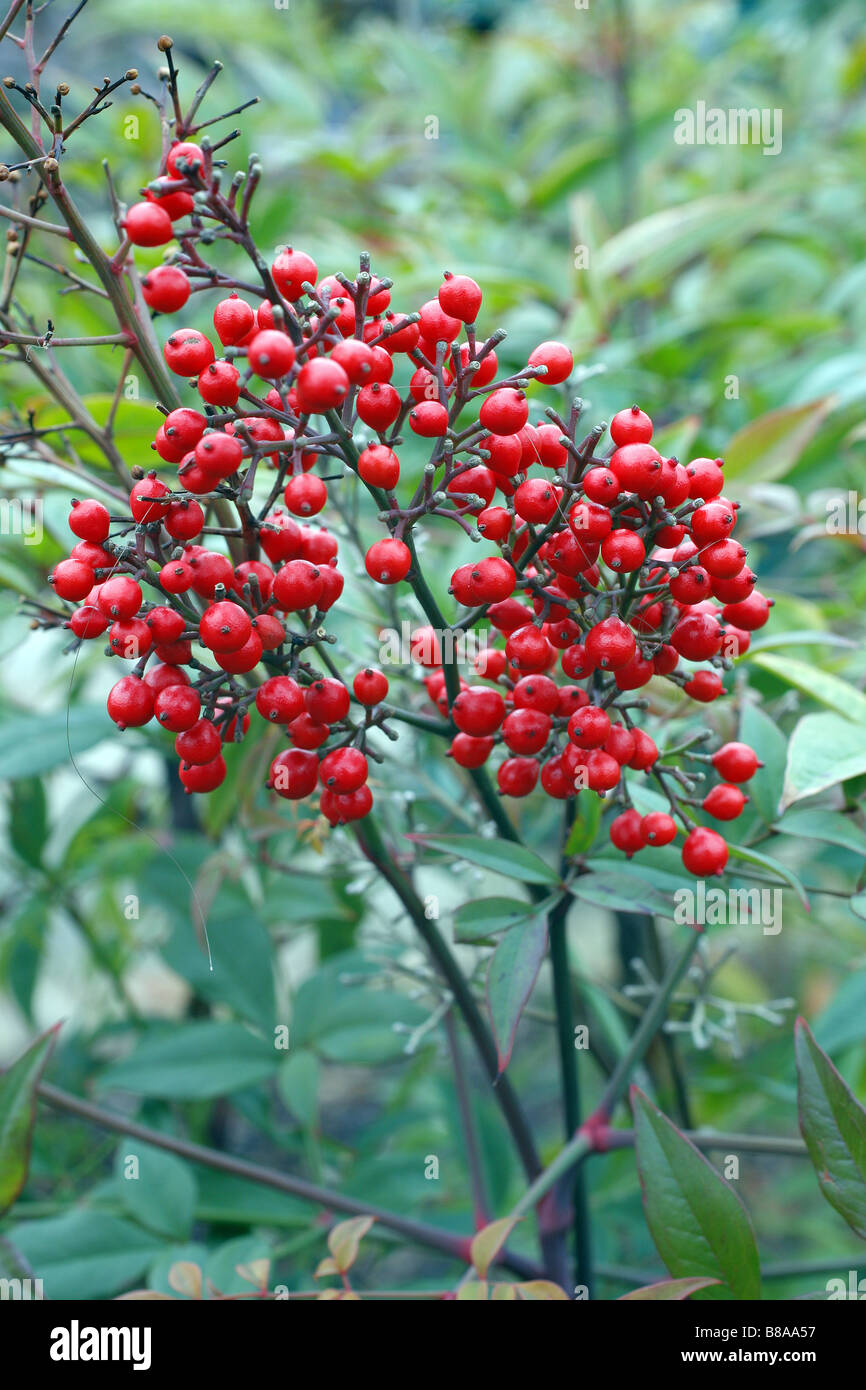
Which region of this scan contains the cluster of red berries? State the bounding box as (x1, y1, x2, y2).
(46, 134, 770, 867)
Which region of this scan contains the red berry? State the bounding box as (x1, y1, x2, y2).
(289, 713, 330, 750)
(166, 141, 204, 179)
(320, 784, 373, 825)
(358, 444, 400, 489)
(66, 605, 108, 639)
(145, 606, 185, 644)
(505, 624, 553, 673)
(610, 406, 653, 446)
(107, 675, 154, 729)
(686, 457, 725, 501)
(683, 670, 724, 703)
(129, 473, 171, 523)
(584, 616, 636, 671)
(409, 401, 449, 437)
(601, 530, 645, 572)
(682, 826, 728, 876)
(247, 329, 296, 380)
(272, 247, 318, 301)
(502, 708, 551, 755)
(255, 676, 305, 724)
(197, 360, 241, 408)
(498, 756, 539, 797)
(514, 478, 560, 525)
(320, 747, 368, 793)
(512, 674, 559, 714)
(268, 748, 320, 799)
(164, 329, 215, 376)
(97, 575, 142, 620)
(305, 677, 350, 724)
(156, 408, 207, 463)
(721, 591, 772, 631)
(124, 201, 173, 247)
(251, 613, 286, 650)
(214, 631, 263, 674)
(627, 728, 658, 771)
(357, 381, 401, 430)
(582, 467, 619, 504)
(296, 358, 350, 413)
(284, 473, 327, 517)
(272, 559, 323, 611)
(141, 264, 190, 313)
(609, 443, 663, 500)
(160, 558, 196, 593)
(438, 272, 482, 323)
(703, 783, 747, 820)
(164, 499, 204, 541)
(479, 387, 528, 437)
(331, 338, 377, 384)
(353, 668, 389, 706)
(670, 611, 722, 662)
(711, 742, 761, 782)
(610, 809, 646, 856)
(527, 340, 573, 385)
(568, 705, 611, 749)
(199, 600, 251, 653)
(642, 811, 677, 846)
(51, 557, 95, 601)
(261, 510, 303, 563)
(449, 733, 494, 768)
(452, 686, 506, 737)
(179, 755, 227, 795)
(154, 685, 201, 732)
(365, 538, 411, 585)
(213, 295, 256, 346)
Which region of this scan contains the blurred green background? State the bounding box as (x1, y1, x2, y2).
(1, 0, 866, 1299)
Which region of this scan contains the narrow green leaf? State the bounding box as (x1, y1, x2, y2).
(723, 397, 833, 485)
(486, 915, 548, 1071)
(564, 795, 602, 857)
(0, 1026, 58, 1216)
(752, 654, 866, 724)
(773, 809, 866, 858)
(781, 712, 866, 809)
(96, 1023, 278, 1100)
(619, 1276, 722, 1301)
(454, 896, 549, 942)
(574, 870, 672, 916)
(739, 703, 787, 824)
(8, 779, 46, 869)
(795, 1018, 866, 1239)
(407, 833, 560, 885)
(726, 842, 809, 910)
(632, 1086, 762, 1300)
(114, 1141, 197, 1240)
(0, 707, 110, 780)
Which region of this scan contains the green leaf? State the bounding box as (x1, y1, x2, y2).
(564, 795, 602, 857)
(739, 703, 787, 824)
(8, 1211, 164, 1300)
(632, 1086, 762, 1301)
(773, 809, 866, 858)
(812, 971, 866, 1053)
(277, 1051, 320, 1131)
(781, 712, 866, 810)
(0, 707, 109, 780)
(96, 1023, 278, 1100)
(795, 1019, 866, 1240)
(470, 1217, 520, 1279)
(8, 779, 46, 868)
(407, 833, 560, 885)
(725, 842, 809, 910)
(752, 654, 866, 724)
(0, 1026, 58, 1216)
(619, 1276, 722, 1300)
(114, 1142, 197, 1240)
(574, 870, 672, 916)
(486, 914, 547, 1072)
(454, 896, 545, 942)
(723, 397, 833, 485)
(160, 885, 276, 1026)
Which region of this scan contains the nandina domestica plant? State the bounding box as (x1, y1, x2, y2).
(2, 11, 861, 1308)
